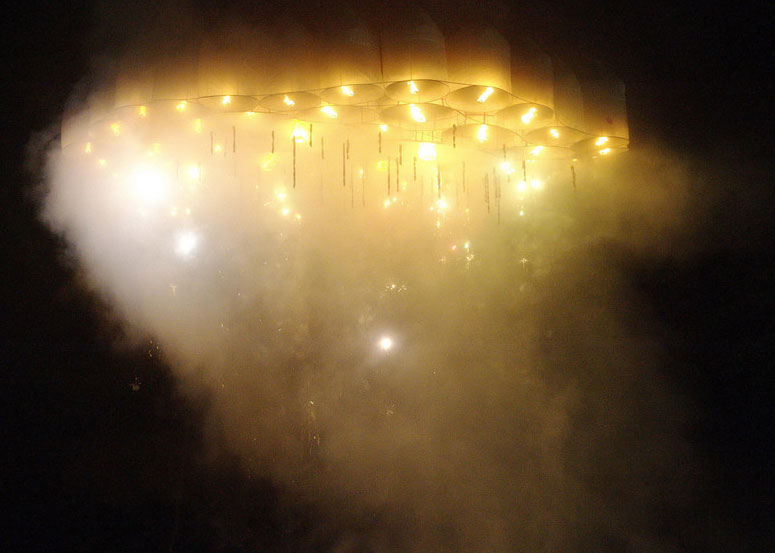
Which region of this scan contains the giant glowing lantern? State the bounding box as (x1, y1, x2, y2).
(60, 7, 629, 229)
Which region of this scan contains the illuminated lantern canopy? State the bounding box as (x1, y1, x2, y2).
(382, 7, 450, 103)
(197, 23, 272, 111)
(497, 36, 554, 130)
(525, 58, 588, 146)
(573, 59, 629, 156)
(445, 27, 513, 113)
(260, 19, 322, 112)
(318, 10, 385, 106)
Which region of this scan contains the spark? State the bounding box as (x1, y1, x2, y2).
(595, 136, 609, 146)
(292, 125, 309, 143)
(549, 128, 560, 139)
(477, 124, 488, 142)
(138, 105, 147, 118)
(408, 81, 419, 95)
(530, 178, 542, 189)
(378, 336, 393, 351)
(529, 145, 543, 156)
(187, 165, 200, 179)
(110, 122, 121, 136)
(222, 95, 232, 105)
(380, 124, 388, 132)
(341, 85, 354, 96)
(599, 148, 611, 155)
(176, 101, 187, 112)
(283, 95, 295, 107)
(477, 86, 494, 103)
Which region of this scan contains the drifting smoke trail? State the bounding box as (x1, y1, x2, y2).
(37, 6, 703, 552)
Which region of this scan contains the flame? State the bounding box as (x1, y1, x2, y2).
(283, 95, 295, 107)
(222, 95, 232, 105)
(549, 128, 560, 139)
(110, 122, 121, 136)
(409, 104, 426, 123)
(176, 101, 187, 112)
(341, 85, 354, 97)
(320, 106, 338, 119)
(477, 86, 494, 103)
(521, 107, 537, 125)
(408, 81, 419, 95)
(379, 124, 388, 132)
(529, 146, 543, 156)
(138, 106, 147, 118)
(477, 124, 488, 143)
(595, 136, 609, 146)
(599, 148, 611, 155)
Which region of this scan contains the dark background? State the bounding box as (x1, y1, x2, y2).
(2, 1, 774, 551)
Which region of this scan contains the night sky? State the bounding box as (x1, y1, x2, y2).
(3, 1, 775, 551)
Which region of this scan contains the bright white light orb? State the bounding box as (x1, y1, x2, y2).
(378, 336, 393, 351)
(131, 167, 166, 206)
(174, 231, 198, 258)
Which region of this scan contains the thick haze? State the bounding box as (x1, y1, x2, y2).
(38, 1, 709, 551)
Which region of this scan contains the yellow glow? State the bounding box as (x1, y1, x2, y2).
(110, 122, 121, 136)
(379, 124, 388, 132)
(530, 178, 541, 189)
(517, 180, 527, 192)
(222, 95, 231, 105)
(549, 128, 560, 139)
(193, 118, 202, 133)
(464, 241, 470, 250)
(295, 213, 302, 221)
(436, 198, 448, 210)
(283, 95, 295, 107)
(149, 143, 161, 156)
(291, 125, 309, 143)
(97, 158, 107, 167)
(84, 142, 92, 154)
(214, 144, 223, 153)
(500, 161, 515, 174)
(529, 145, 543, 156)
(409, 104, 426, 123)
(383, 198, 391, 208)
(408, 81, 419, 95)
(477, 86, 494, 103)
(261, 153, 276, 170)
(379, 336, 393, 351)
(246, 111, 256, 118)
(521, 107, 537, 125)
(320, 106, 338, 119)
(275, 189, 287, 202)
(599, 148, 611, 155)
(138, 106, 147, 118)
(417, 142, 436, 161)
(281, 208, 290, 216)
(176, 101, 187, 112)
(477, 124, 488, 143)
(341, 85, 354, 97)
(187, 165, 200, 179)
(595, 136, 609, 146)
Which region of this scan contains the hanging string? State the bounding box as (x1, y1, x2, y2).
(571, 164, 576, 191)
(396, 157, 400, 193)
(452, 124, 457, 148)
(437, 164, 441, 199)
(309, 124, 313, 148)
(387, 156, 391, 196)
(495, 172, 501, 224)
(399, 144, 403, 165)
(378, 131, 382, 154)
(271, 130, 275, 154)
(346, 139, 350, 160)
(413, 156, 417, 181)
(484, 173, 490, 213)
(522, 159, 527, 183)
